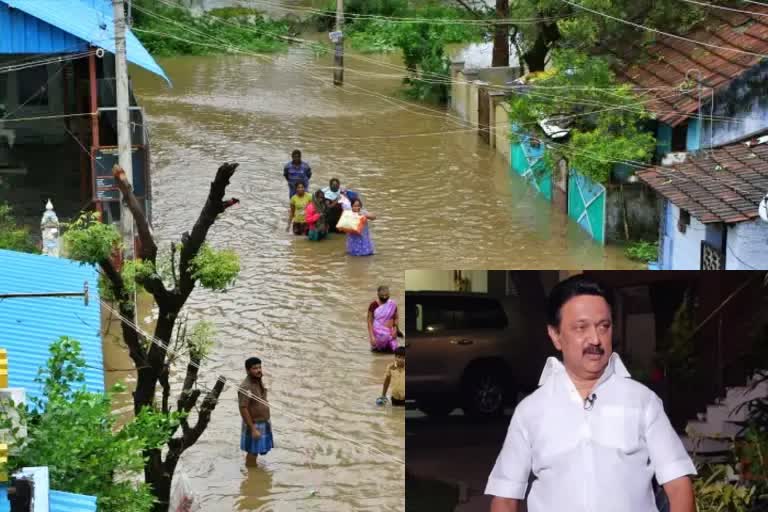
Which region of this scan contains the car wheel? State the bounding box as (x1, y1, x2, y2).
(418, 401, 455, 417)
(462, 368, 507, 419)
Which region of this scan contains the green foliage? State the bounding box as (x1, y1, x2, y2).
(121, 258, 157, 297)
(313, 0, 409, 31)
(0, 202, 38, 253)
(187, 320, 216, 360)
(0, 337, 179, 512)
(333, 2, 481, 102)
(694, 464, 756, 512)
(132, 0, 294, 56)
(658, 293, 697, 382)
(62, 211, 121, 264)
(506, 49, 656, 184)
(624, 240, 658, 263)
(190, 243, 240, 290)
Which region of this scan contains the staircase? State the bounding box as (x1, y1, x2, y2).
(680, 370, 768, 463)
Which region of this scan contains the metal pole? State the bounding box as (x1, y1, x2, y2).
(0, 282, 90, 305)
(113, 0, 135, 258)
(334, 0, 344, 86)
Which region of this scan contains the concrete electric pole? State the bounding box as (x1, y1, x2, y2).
(113, 0, 135, 258)
(333, 0, 344, 85)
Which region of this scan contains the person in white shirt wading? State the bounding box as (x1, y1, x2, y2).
(486, 275, 696, 512)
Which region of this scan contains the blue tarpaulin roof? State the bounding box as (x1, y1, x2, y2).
(0, 0, 169, 84)
(0, 486, 98, 512)
(0, 249, 104, 404)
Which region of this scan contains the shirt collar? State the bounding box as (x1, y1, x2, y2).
(538, 352, 630, 387)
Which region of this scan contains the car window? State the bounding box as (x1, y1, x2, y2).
(414, 296, 508, 332)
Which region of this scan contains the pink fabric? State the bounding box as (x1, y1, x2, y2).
(305, 202, 321, 229)
(373, 300, 398, 351)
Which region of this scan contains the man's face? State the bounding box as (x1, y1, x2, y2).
(378, 289, 390, 302)
(292, 153, 301, 165)
(248, 364, 263, 379)
(330, 180, 340, 192)
(395, 355, 405, 368)
(547, 295, 612, 380)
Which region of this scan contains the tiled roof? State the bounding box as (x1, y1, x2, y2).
(0, 485, 98, 512)
(0, 250, 104, 404)
(637, 136, 768, 223)
(612, 4, 768, 127)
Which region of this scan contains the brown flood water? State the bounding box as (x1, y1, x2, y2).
(115, 44, 637, 511)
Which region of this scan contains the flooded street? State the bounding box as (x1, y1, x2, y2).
(126, 44, 636, 511)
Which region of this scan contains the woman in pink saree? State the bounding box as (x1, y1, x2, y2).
(368, 286, 399, 352)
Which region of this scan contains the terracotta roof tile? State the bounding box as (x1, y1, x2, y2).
(615, 5, 768, 126)
(637, 137, 768, 223)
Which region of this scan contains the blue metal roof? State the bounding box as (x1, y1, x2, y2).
(0, 249, 104, 404)
(0, 0, 170, 84)
(0, 486, 98, 512)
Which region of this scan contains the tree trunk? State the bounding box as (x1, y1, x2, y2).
(523, 21, 560, 73)
(492, 0, 510, 67)
(146, 448, 171, 512)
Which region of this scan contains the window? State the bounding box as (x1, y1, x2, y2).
(417, 297, 508, 332)
(17, 66, 49, 107)
(678, 209, 690, 234)
(671, 123, 687, 152)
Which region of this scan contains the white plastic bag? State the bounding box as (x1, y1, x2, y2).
(169, 471, 201, 512)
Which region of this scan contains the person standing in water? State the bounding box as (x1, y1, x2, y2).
(368, 285, 399, 352)
(238, 357, 274, 467)
(378, 346, 405, 406)
(283, 149, 312, 198)
(305, 189, 329, 241)
(287, 182, 311, 235)
(322, 178, 344, 232)
(346, 198, 376, 256)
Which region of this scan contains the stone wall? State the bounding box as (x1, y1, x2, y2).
(605, 183, 660, 243)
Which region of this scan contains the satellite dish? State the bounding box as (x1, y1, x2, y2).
(759, 193, 768, 222)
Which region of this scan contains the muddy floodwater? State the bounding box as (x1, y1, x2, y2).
(120, 44, 637, 511)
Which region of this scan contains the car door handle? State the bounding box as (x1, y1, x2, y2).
(451, 339, 474, 345)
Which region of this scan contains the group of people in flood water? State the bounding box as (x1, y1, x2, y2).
(236, 155, 401, 469)
(284, 150, 376, 256)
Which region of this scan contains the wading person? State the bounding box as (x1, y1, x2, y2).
(287, 182, 311, 235)
(378, 346, 405, 406)
(322, 178, 344, 232)
(346, 198, 376, 256)
(283, 149, 312, 198)
(368, 285, 399, 352)
(305, 189, 329, 241)
(486, 276, 696, 512)
(238, 357, 274, 467)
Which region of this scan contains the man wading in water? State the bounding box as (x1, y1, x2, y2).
(238, 357, 274, 467)
(283, 149, 312, 198)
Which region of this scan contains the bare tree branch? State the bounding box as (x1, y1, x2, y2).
(165, 377, 226, 471)
(112, 164, 158, 262)
(177, 162, 240, 300)
(100, 258, 147, 365)
(159, 365, 171, 415)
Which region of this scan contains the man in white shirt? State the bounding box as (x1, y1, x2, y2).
(486, 276, 696, 512)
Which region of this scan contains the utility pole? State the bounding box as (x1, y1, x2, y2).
(113, 0, 135, 258)
(333, 0, 344, 85)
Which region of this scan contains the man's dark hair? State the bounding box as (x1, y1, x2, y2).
(546, 275, 612, 328)
(292, 149, 301, 157)
(377, 285, 389, 294)
(330, 177, 340, 185)
(245, 356, 262, 370)
(394, 346, 405, 357)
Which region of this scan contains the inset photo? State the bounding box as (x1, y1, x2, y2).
(405, 270, 768, 512)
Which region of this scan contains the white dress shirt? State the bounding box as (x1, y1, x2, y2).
(485, 353, 696, 512)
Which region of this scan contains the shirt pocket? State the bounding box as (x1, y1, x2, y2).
(595, 405, 641, 453)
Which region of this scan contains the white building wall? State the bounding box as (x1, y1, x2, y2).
(669, 203, 707, 270)
(725, 220, 768, 270)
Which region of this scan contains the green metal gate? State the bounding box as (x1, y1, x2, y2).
(568, 170, 606, 244)
(511, 135, 552, 202)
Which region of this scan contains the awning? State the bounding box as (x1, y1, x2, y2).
(1, 0, 170, 84)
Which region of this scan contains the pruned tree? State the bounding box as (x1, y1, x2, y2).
(64, 162, 241, 512)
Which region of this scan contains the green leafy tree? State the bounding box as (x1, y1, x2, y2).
(0, 202, 38, 253)
(0, 337, 180, 512)
(62, 163, 241, 512)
